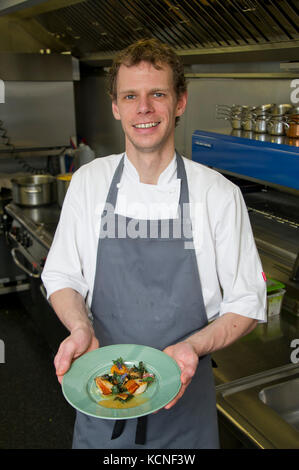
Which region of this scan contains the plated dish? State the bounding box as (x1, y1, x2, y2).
(94, 357, 156, 408)
(62, 344, 181, 420)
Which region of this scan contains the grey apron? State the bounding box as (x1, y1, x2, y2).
(72, 153, 220, 449)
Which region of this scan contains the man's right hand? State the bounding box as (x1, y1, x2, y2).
(54, 325, 99, 384)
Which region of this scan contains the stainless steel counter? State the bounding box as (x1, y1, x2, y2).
(213, 310, 299, 448)
(213, 311, 299, 385)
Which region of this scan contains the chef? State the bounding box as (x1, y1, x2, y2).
(41, 38, 267, 449)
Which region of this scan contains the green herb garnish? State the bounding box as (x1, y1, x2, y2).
(113, 357, 125, 369)
(142, 376, 155, 384)
(114, 394, 134, 403)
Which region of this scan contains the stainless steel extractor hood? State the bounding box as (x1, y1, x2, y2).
(0, 0, 298, 64)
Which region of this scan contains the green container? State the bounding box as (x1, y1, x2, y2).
(266, 278, 286, 317)
(266, 278, 285, 293)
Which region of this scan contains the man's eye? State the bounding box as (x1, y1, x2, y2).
(125, 95, 135, 100)
(154, 92, 165, 98)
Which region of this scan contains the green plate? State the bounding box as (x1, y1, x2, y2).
(62, 344, 181, 420)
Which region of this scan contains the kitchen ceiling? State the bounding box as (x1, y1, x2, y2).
(1, 0, 299, 63)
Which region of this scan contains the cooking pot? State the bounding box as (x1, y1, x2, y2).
(241, 118, 254, 131)
(56, 173, 72, 207)
(267, 117, 288, 136)
(11, 174, 56, 206)
(216, 114, 242, 129)
(285, 114, 299, 138)
(271, 104, 292, 116)
(255, 104, 275, 115)
(231, 116, 242, 129)
(253, 117, 268, 134)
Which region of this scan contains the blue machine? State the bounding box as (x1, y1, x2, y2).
(192, 130, 299, 191)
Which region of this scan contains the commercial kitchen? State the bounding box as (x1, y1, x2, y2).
(0, 0, 299, 450)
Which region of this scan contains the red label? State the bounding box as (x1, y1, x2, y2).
(262, 272, 267, 281)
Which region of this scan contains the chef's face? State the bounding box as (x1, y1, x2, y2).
(112, 61, 187, 155)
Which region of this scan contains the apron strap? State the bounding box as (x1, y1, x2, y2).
(135, 415, 147, 445)
(111, 417, 147, 445)
(111, 420, 126, 440)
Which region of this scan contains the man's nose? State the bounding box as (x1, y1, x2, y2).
(137, 95, 153, 114)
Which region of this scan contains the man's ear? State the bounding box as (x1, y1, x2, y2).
(175, 91, 188, 118)
(112, 100, 121, 120)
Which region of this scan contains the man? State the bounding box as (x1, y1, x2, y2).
(42, 38, 266, 449)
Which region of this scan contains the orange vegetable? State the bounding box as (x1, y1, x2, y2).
(125, 379, 139, 395)
(95, 377, 113, 396)
(110, 363, 128, 375)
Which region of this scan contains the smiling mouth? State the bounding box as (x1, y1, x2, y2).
(133, 122, 160, 129)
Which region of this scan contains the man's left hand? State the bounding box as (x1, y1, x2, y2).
(163, 341, 199, 410)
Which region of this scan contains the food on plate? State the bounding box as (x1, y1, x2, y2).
(94, 377, 114, 396)
(94, 357, 155, 406)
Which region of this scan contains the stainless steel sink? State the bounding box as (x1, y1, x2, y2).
(259, 378, 299, 431)
(215, 364, 299, 448)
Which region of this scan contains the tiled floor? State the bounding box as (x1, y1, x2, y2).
(0, 293, 75, 449)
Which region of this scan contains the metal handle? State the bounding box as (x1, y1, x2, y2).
(23, 186, 42, 194)
(10, 247, 41, 278)
(194, 140, 213, 148)
(39, 283, 49, 300)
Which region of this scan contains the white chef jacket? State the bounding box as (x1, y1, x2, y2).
(41, 153, 267, 322)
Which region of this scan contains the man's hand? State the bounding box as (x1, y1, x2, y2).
(54, 325, 99, 384)
(163, 341, 198, 410)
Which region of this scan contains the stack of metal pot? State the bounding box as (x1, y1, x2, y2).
(240, 106, 257, 132)
(266, 104, 292, 136)
(216, 103, 297, 139)
(216, 105, 250, 130)
(251, 104, 273, 134)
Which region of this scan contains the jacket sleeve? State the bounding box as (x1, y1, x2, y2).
(41, 172, 89, 300)
(215, 185, 267, 321)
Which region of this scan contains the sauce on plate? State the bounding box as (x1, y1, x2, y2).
(98, 396, 148, 409)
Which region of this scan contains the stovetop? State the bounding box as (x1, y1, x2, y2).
(5, 202, 60, 249)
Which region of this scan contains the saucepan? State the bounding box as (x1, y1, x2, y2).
(271, 104, 293, 116)
(285, 114, 299, 139)
(11, 174, 57, 206)
(267, 117, 289, 136)
(252, 117, 269, 134)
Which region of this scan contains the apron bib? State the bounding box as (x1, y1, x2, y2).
(72, 153, 220, 449)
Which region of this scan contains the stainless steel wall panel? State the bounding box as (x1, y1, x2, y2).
(0, 53, 75, 81)
(0, 81, 76, 148)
